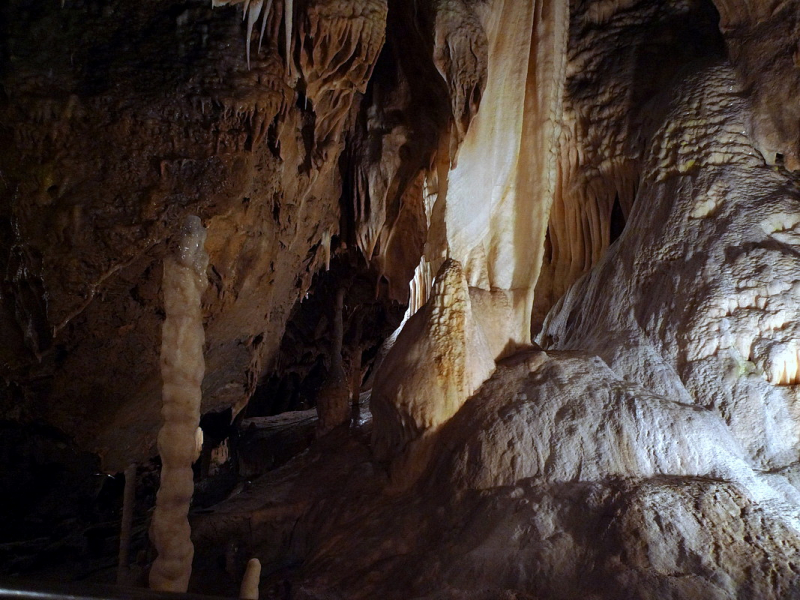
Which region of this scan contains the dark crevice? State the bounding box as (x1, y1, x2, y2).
(609, 194, 626, 245)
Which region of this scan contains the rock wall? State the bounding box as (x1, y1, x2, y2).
(539, 62, 800, 471)
(0, 0, 386, 471)
(3, 0, 800, 596)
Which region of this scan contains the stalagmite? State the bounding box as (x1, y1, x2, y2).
(239, 558, 261, 600)
(7, 0, 800, 596)
(316, 285, 350, 435)
(149, 216, 209, 593)
(539, 63, 800, 471)
(116, 464, 137, 586)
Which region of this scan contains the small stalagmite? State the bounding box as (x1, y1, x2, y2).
(239, 558, 262, 600)
(149, 216, 209, 592)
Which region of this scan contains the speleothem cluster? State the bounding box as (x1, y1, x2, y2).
(3, 0, 800, 598)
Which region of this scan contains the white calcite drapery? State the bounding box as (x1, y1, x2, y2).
(370, 0, 569, 471)
(441, 0, 569, 346)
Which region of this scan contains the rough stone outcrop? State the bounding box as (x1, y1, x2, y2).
(369, 259, 494, 483)
(199, 352, 800, 599)
(532, 0, 725, 331)
(712, 0, 800, 170)
(5, 0, 800, 597)
(0, 0, 386, 470)
(540, 61, 800, 471)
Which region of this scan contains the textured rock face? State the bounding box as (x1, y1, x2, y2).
(0, 0, 385, 470)
(712, 0, 800, 170)
(532, 0, 725, 331)
(220, 353, 800, 599)
(370, 259, 495, 483)
(4, 0, 800, 597)
(430, 352, 757, 492)
(540, 62, 800, 471)
(290, 2, 800, 596)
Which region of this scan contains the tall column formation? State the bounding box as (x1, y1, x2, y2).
(443, 0, 569, 345)
(316, 285, 351, 435)
(149, 216, 209, 592)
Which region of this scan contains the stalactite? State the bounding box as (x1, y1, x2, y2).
(403, 147, 451, 319)
(259, 0, 273, 52)
(297, 0, 388, 158)
(212, 0, 273, 70)
(406, 260, 434, 318)
(284, 0, 294, 79)
(245, 0, 264, 69)
(431, 0, 488, 159)
(149, 216, 209, 593)
(321, 230, 331, 271)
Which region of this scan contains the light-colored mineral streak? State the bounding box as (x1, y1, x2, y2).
(149, 216, 209, 592)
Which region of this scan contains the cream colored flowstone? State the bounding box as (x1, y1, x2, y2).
(442, 0, 569, 344)
(149, 216, 209, 593)
(372, 1, 569, 477)
(406, 0, 568, 339)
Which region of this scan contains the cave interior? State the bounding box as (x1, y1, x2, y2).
(2, 0, 800, 598)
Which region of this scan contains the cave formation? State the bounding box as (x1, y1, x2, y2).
(2, 0, 800, 598)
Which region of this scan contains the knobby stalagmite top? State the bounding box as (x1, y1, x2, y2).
(370, 259, 494, 486)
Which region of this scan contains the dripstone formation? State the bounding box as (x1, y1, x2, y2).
(2, 0, 800, 598)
